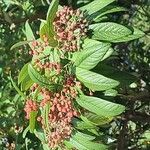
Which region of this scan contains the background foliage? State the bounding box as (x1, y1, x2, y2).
(0, 0, 150, 149)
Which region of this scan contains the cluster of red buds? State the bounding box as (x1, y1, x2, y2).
(53, 6, 88, 52)
(34, 59, 61, 74)
(24, 99, 38, 119)
(30, 83, 39, 92)
(35, 76, 80, 149)
(29, 38, 62, 74)
(29, 37, 48, 56)
(28, 36, 56, 72)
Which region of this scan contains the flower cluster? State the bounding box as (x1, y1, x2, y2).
(24, 99, 38, 119)
(34, 59, 61, 74)
(35, 76, 80, 149)
(53, 6, 88, 52)
(29, 37, 48, 56)
(29, 38, 62, 75)
(23, 5, 86, 150)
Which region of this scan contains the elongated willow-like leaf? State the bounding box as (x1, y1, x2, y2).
(80, 0, 115, 16)
(25, 21, 35, 48)
(28, 64, 59, 91)
(73, 38, 111, 70)
(10, 74, 26, 99)
(10, 40, 33, 50)
(65, 131, 108, 150)
(77, 95, 125, 117)
(76, 67, 119, 91)
(34, 129, 46, 143)
(90, 22, 132, 42)
(18, 63, 34, 91)
(25, 21, 35, 41)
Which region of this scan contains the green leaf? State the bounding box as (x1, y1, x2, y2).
(111, 27, 145, 42)
(73, 118, 97, 130)
(25, 21, 35, 41)
(94, 63, 137, 87)
(85, 112, 113, 125)
(92, 6, 127, 22)
(40, 0, 59, 47)
(10, 74, 26, 98)
(72, 131, 96, 141)
(43, 144, 50, 150)
(43, 102, 51, 132)
(90, 22, 132, 42)
(101, 47, 114, 61)
(76, 67, 119, 91)
(28, 64, 58, 91)
(18, 63, 34, 91)
(66, 131, 108, 150)
(46, 0, 59, 23)
(22, 126, 29, 138)
(18, 63, 29, 84)
(73, 39, 111, 70)
(10, 40, 32, 50)
(77, 95, 125, 117)
(29, 111, 38, 133)
(39, 19, 47, 30)
(34, 129, 46, 142)
(21, 75, 34, 91)
(40, 23, 58, 47)
(104, 89, 118, 97)
(80, 0, 115, 16)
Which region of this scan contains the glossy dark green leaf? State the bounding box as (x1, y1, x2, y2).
(76, 67, 119, 91)
(90, 22, 132, 42)
(77, 95, 125, 117)
(73, 38, 111, 70)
